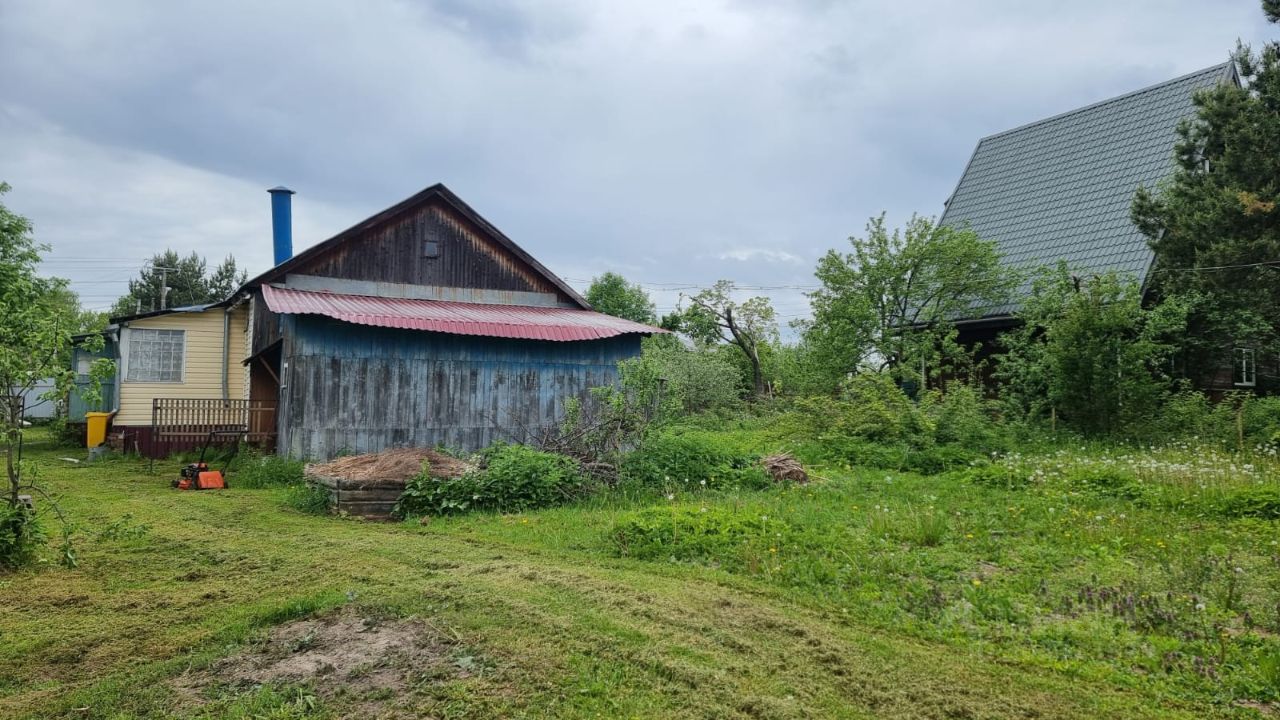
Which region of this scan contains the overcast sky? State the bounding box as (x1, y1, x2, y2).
(0, 1, 1271, 323)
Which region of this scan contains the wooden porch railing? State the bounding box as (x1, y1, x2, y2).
(150, 398, 277, 454)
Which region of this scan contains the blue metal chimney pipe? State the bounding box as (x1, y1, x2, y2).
(268, 186, 295, 266)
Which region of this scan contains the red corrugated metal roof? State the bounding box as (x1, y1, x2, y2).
(262, 285, 666, 342)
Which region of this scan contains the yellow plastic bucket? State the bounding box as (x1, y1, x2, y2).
(85, 411, 114, 448)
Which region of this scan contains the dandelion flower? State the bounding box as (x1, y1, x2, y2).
(971, 579, 982, 587)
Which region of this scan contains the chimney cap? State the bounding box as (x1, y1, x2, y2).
(267, 185, 296, 195)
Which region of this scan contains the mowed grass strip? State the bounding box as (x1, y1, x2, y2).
(0, 437, 1272, 718)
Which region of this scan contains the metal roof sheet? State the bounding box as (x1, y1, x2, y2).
(940, 62, 1236, 319)
(262, 285, 664, 342)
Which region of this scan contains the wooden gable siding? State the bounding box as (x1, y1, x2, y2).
(286, 202, 573, 302)
(279, 315, 640, 460)
(250, 289, 281, 357)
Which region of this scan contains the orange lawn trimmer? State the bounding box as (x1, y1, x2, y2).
(173, 429, 242, 490)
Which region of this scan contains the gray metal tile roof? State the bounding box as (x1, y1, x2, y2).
(940, 62, 1236, 319)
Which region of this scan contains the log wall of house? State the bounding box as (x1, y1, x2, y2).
(279, 315, 641, 460)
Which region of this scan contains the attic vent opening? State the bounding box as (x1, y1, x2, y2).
(422, 240, 440, 258)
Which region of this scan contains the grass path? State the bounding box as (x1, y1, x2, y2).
(0, 445, 1259, 718)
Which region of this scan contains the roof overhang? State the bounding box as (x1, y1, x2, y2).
(261, 285, 665, 342)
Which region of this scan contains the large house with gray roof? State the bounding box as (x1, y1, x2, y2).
(940, 62, 1243, 386)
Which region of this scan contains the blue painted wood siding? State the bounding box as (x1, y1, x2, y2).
(280, 316, 642, 459)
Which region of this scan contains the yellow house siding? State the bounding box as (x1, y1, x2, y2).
(116, 305, 249, 425)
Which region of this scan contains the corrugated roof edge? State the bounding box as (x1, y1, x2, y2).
(939, 60, 1236, 217)
(108, 301, 226, 325)
(238, 183, 592, 311)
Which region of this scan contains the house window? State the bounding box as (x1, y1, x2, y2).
(422, 239, 440, 258)
(126, 329, 185, 382)
(1234, 347, 1256, 388)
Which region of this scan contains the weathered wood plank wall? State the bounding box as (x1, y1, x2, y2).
(286, 204, 573, 303)
(279, 316, 641, 460)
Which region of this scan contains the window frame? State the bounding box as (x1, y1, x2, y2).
(124, 328, 187, 384)
(1233, 347, 1256, 388)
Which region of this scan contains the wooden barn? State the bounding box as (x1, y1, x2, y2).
(240, 184, 661, 460)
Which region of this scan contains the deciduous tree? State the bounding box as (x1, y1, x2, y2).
(0, 182, 111, 567)
(671, 281, 777, 397)
(803, 214, 1014, 391)
(585, 272, 656, 324)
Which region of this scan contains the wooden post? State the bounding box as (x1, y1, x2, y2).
(1236, 401, 1245, 452)
(1051, 406, 1057, 435)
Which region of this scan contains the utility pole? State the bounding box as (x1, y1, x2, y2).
(149, 264, 177, 311)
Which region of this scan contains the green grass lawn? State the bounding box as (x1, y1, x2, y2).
(1, 430, 1277, 719)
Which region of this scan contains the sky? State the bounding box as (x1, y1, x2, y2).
(0, 0, 1272, 326)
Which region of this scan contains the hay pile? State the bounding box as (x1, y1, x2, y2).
(307, 447, 472, 482)
(761, 453, 809, 484)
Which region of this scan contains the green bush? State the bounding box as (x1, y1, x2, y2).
(397, 444, 582, 517)
(236, 454, 306, 489)
(789, 436, 908, 470)
(0, 504, 45, 569)
(621, 430, 770, 490)
(960, 463, 1031, 490)
(794, 374, 931, 446)
(1063, 466, 1145, 500)
(284, 482, 331, 515)
(905, 445, 984, 475)
(1217, 486, 1280, 519)
(921, 384, 1006, 453)
(1156, 390, 1280, 448)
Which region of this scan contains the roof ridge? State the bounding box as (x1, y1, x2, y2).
(975, 61, 1233, 145)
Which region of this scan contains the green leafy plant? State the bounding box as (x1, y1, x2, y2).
(284, 482, 331, 515)
(1216, 486, 1280, 520)
(961, 463, 1032, 490)
(396, 444, 582, 517)
(620, 430, 769, 490)
(1063, 466, 1146, 500)
(236, 454, 307, 489)
(0, 503, 44, 569)
(608, 506, 793, 565)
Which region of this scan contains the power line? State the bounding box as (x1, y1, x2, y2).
(1152, 258, 1280, 273)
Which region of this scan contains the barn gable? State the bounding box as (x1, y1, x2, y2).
(246, 183, 588, 309)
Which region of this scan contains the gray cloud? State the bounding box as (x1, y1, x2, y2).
(0, 0, 1271, 322)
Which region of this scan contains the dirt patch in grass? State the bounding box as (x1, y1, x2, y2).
(174, 609, 463, 714)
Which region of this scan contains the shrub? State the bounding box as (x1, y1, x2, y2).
(0, 504, 45, 569)
(921, 384, 1006, 452)
(236, 454, 306, 489)
(795, 374, 932, 446)
(1217, 486, 1280, 520)
(397, 444, 582, 517)
(905, 445, 984, 475)
(620, 335, 744, 418)
(961, 463, 1031, 490)
(1063, 466, 1145, 500)
(284, 482, 331, 515)
(620, 430, 770, 490)
(789, 436, 910, 471)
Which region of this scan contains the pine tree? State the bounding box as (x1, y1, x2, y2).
(1131, 2, 1280, 389)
